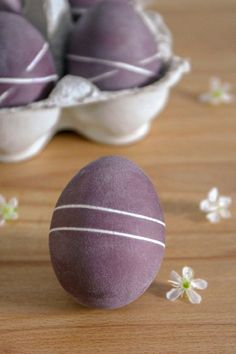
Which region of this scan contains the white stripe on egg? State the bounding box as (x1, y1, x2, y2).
(26, 43, 50, 72)
(50, 226, 165, 248)
(54, 204, 166, 227)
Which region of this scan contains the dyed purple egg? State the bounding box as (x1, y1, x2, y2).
(66, 1, 162, 91)
(0, 0, 22, 13)
(0, 12, 57, 109)
(49, 156, 166, 309)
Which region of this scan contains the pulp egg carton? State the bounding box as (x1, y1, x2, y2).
(0, 0, 190, 163)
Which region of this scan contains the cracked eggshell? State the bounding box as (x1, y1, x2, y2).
(0, 9, 190, 163)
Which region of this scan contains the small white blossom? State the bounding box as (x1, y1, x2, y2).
(199, 77, 234, 105)
(166, 266, 208, 304)
(200, 187, 232, 223)
(0, 195, 19, 226)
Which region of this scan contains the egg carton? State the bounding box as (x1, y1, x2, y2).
(0, 1, 190, 163)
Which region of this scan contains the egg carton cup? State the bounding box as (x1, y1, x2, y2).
(0, 9, 190, 163)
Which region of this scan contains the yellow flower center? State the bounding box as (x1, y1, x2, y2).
(1, 205, 16, 220)
(213, 89, 223, 98)
(182, 279, 190, 289)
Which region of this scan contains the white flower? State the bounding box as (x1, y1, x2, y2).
(200, 187, 232, 223)
(166, 266, 208, 304)
(199, 77, 234, 105)
(0, 195, 19, 226)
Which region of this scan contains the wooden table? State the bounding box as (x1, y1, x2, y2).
(0, 0, 235, 353)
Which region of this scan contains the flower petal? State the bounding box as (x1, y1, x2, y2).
(0, 216, 5, 227)
(170, 270, 182, 284)
(8, 198, 18, 208)
(222, 93, 234, 103)
(186, 289, 202, 304)
(191, 279, 208, 290)
(200, 199, 211, 212)
(218, 196, 232, 208)
(219, 208, 232, 219)
(206, 211, 221, 223)
(182, 266, 194, 280)
(199, 93, 211, 103)
(210, 77, 221, 91)
(166, 287, 183, 302)
(208, 187, 219, 203)
(0, 195, 6, 206)
(168, 280, 180, 288)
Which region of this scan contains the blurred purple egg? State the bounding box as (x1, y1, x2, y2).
(66, 1, 162, 91)
(49, 156, 166, 309)
(0, 0, 22, 13)
(0, 12, 57, 108)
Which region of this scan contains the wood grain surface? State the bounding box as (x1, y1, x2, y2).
(0, 0, 236, 353)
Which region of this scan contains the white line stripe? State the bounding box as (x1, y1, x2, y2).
(0, 75, 58, 85)
(26, 43, 49, 72)
(67, 54, 154, 77)
(54, 204, 166, 227)
(140, 52, 162, 65)
(0, 89, 11, 104)
(0, 43, 56, 105)
(90, 69, 118, 83)
(50, 227, 165, 247)
(84, 52, 161, 83)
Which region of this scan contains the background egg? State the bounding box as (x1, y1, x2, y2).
(0, 12, 57, 108)
(49, 156, 166, 309)
(66, 1, 162, 91)
(0, 0, 22, 13)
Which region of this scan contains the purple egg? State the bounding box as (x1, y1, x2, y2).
(49, 156, 166, 309)
(0, 0, 22, 13)
(66, 1, 162, 91)
(0, 12, 58, 109)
